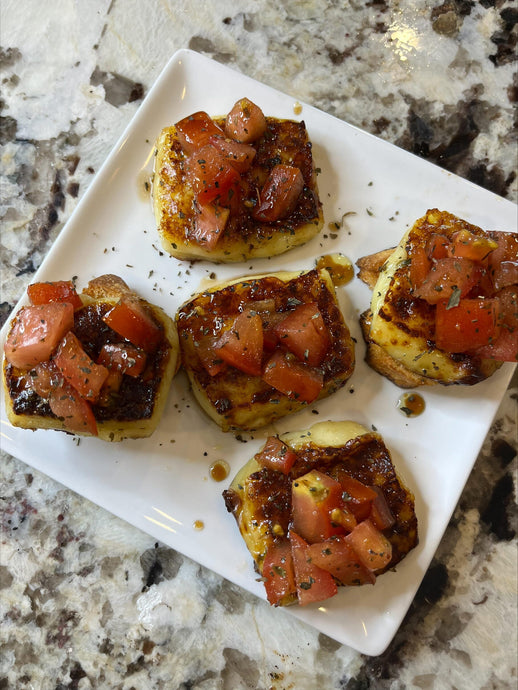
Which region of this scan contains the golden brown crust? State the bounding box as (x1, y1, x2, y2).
(356, 248, 394, 290)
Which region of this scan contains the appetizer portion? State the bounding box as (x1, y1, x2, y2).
(3, 275, 179, 441)
(223, 420, 418, 607)
(357, 209, 517, 388)
(153, 97, 323, 262)
(176, 268, 355, 431)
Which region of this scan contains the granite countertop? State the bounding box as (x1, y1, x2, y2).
(1, 1, 517, 688)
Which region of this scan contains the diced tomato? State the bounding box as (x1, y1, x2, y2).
(306, 537, 376, 586)
(48, 382, 98, 436)
(332, 471, 377, 521)
(186, 145, 240, 205)
(292, 470, 344, 543)
(253, 165, 304, 222)
(191, 201, 230, 250)
(274, 302, 330, 367)
(103, 297, 162, 352)
(174, 111, 224, 155)
(262, 350, 323, 402)
(289, 531, 338, 605)
(328, 506, 357, 533)
(472, 286, 517, 362)
(488, 232, 518, 291)
(4, 302, 75, 369)
(54, 331, 109, 402)
(261, 311, 285, 352)
(369, 486, 395, 530)
(208, 135, 256, 173)
(96, 369, 124, 407)
(345, 519, 393, 572)
(409, 246, 431, 289)
(97, 342, 147, 377)
(28, 360, 63, 398)
(213, 310, 263, 376)
(194, 335, 228, 376)
(27, 280, 83, 310)
(415, 257, 481, 305)
(448, 230, 498, 262)
(255, 436, 299, 475)
(262, 540, 297, 606)
(435, 297, 500, 353)
(425, 233, 450, 261)
(225, 98, 267, 143)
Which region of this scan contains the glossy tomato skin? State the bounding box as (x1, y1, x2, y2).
(262, 540, 297, 606)
(208, 135, 256, 173)
(186, 145, 240, 205)
(191, 201, 230, 250)
(291, 470, 344, 543)
(97, 342, 147, 377)
(289, 531, 337, 605)
(435, 298, 499, 352)
(448, 230, 498, 262)
(409, 245, 431, 289)
(488, 232, 518, 291)
(345, 519, 393, 571)
(305, 537, 376, 586)
(262, 350, 323, 403)
(274, 302, 330, 367)
(213, 310, 263, 376)
(27, 281, 82, 310)
(472, 286, 517, 361)
(54, 331, 109, 402)
(224, 98, 267, 143)
(333, 471, 377, 521)
(4, 302, 75, 369)
(255, 436, 299, 475)
(414, 257, 481, 305)
(29, 360, 63, 398)
(103, 297, 162, 352)
(253, 165, 304, 222)
(48, 382, 98, 436)
(425, 233, 450, 261)
(369, 486, 396, 530)
(174, 111, 224, 154)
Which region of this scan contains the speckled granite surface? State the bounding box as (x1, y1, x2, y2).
(1, 1, 517, 688)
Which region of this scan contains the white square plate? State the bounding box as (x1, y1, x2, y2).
(1, 49, 516, 656)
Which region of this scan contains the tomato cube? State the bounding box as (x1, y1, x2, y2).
(415, 257, 481, 305)
(186, 145, 240, 205)
(54, 332, 109, 403)
(213, 310, 263, 376)
(332, 471, 377, 521)
(225, 98, 267, 143)
(262, 350, 323, 403)
(103, 297, 162, 352)
(97, 342, 147, 377)
(345, 519, 393, 572)
(27, 280, 83, 310)
(262, 540, 297, 606)
(292, 470, 344, 543)
(48, 382, 98, 436)
(255, 436, 299, 475)
(435, 297, 500, 353)
(28, 360, 63, 398)
(274, 302, 330, 367)
(209, 135, 256, 173)
(253, 165, 304, 222)
(369, 486, 395, 530)
(289, 531, 337, 606)
(448, 230, 498, 262)
(174, 111, 224, 155)
(191, 201, 230, 250)
(306, 537, 376, 586)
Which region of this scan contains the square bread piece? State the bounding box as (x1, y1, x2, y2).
(153, 116, 323, 263)
(176, 268, 355, 431)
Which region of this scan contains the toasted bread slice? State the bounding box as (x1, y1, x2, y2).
(152, 117, 323, 262)
(3, 274, 179, 441)
(223, 420, 418, 606)
(357, 210, 503, 387)
(176, 268, 355, 431)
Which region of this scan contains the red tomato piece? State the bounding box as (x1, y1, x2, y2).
(292, 470, 344, 543)
(262, 540, 297, 606)
(225, 97, 267, 143)
(345, 519, 393, 572)
(425, 233, 450, 261)
(253, 165, 304, 222)
(329, 506, 357, 533)
(435, 297, 500, 353)
(193, 335, 228, 376)
(409, 246, 431, 289)
(488, 231, 518, 291)
(174, 111, 224, 155)
(369, 486, 396, 530)
(448, 230, 498, 262)
(54, 331, 109, 402)
(261, 311, 285, 352)
(186, 144, 240, 205)
(28, 360, 63, 398)
(191, 201, 230, 250)
(472, 286, 517, 362)
(208, 135, 256, 173)
(289, 531, 338, 605)
(48, 382, 98, 436)
(306, 537, 376, 586)
(415, 257, 481, 305)
(103, 297, 162, 352)
(333, 471, 377, 521)
(4, 303, 75, 370)
(255, 436, 299, 475)
(262, 350, 323, 403)
(274, 302, 330, 367)
(97, 342, 147, 377)
(27, 280, 83, 310)
(213, 310, 263, 376)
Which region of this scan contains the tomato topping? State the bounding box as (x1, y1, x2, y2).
(213, 310, 263, 376)
(174, 111, 224, 155)
(345, 519, 393, 571)
(27, 281, 82, 310)
(333, 471, 377, 521)
(488, 232, 518, 291)
(409, 246, 431, 289)
(253, 165, 304, 222)
(292, 470, 344, 543)
(97, 342, 147, 377)
(425, 233, 450, 261)
(53, 331, 109, 402)
(28, 360, 63, 398)
(191, 201, 230, 250)
(274, 302, 330, 367)
(225, 98, 267, 143)
(186, 144, 240, 205)
(96, 369, 124, 407)
(472, 286, 518, 361)
(255, 436, 299, 475)
(262, 350, 323, 403)
(329, 506, 357, 533)
(103, 297, 162, 352)
(4, 302, 75, 370)
(306, 537, 376, 586)
(208, 135, 256, 173)
(369, 486, 396, 530)
(262, 540, 297, 606)
(414, 257, 481, 305)
(448, 230, 498, 262)
(435, 297, 500, 353)
(289, 531, 337, 605)
(48, 382, 98, 436)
